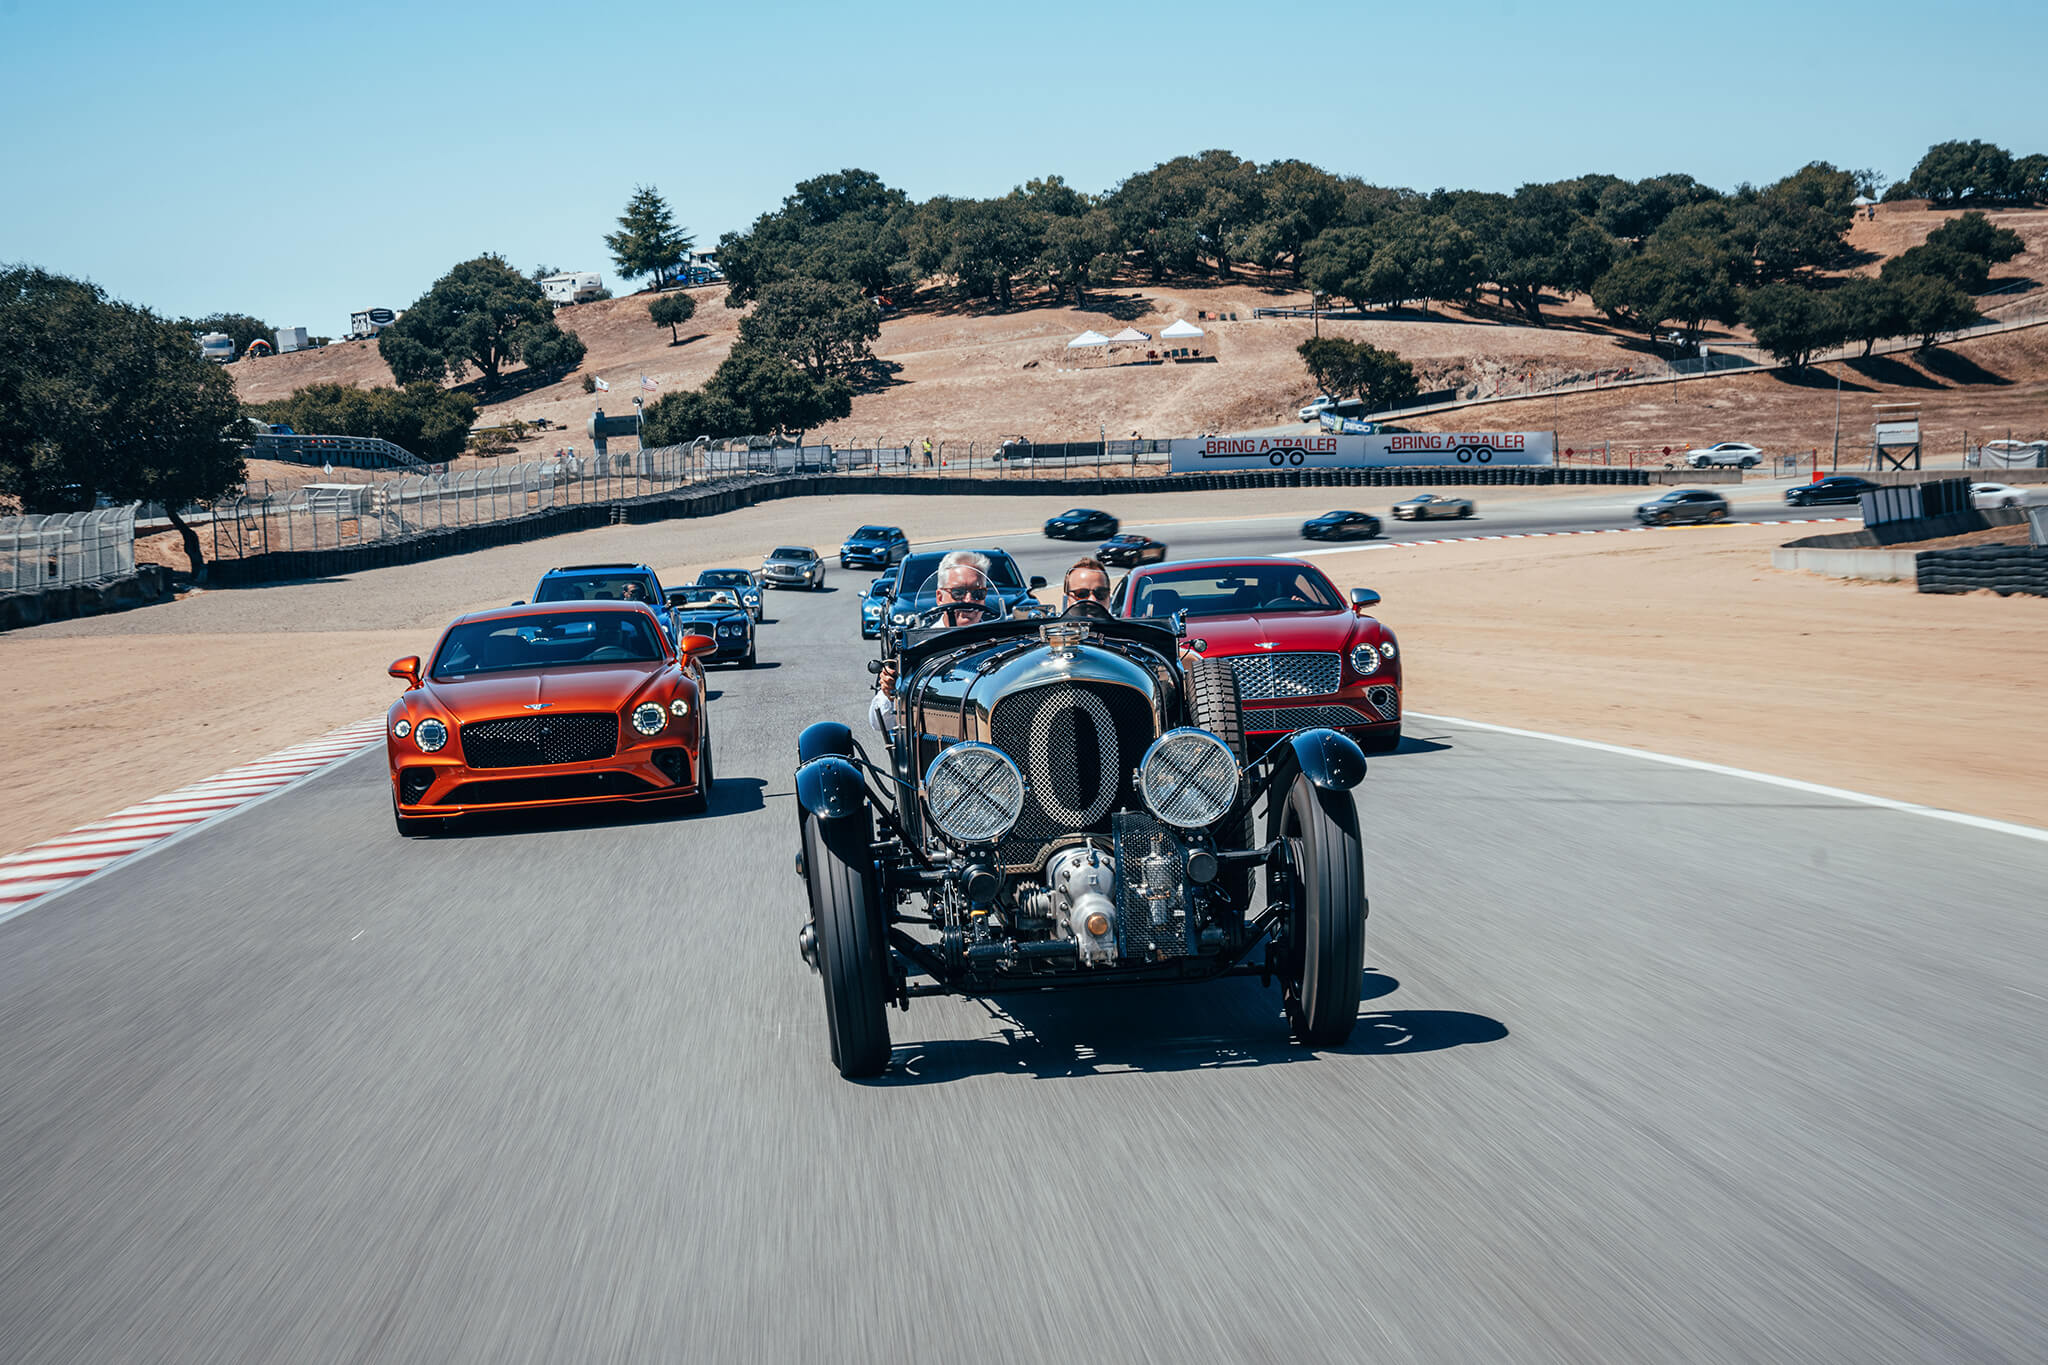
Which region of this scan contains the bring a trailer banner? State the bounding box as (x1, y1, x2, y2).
(1169, 431, 1555, 471)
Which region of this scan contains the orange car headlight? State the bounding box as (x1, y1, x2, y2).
(631, 702, 667, 736)
(414, 718, 448, 751)
(669, 698, 690, 717)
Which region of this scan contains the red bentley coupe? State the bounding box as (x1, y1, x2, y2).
(1111, 557, 1402, 753)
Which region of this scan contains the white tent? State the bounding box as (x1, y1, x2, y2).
(1160, 318, 1204, 339)
(1065, 329, 1111, 348)
(1851, 194, 1877, 207)
(1108, 327, 1151, 343)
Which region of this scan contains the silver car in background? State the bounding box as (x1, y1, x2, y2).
(1391, 493, 1475, 521)
(761, 545, 827, 590)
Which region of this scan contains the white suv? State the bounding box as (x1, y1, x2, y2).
(1683, 441, 1764, 469)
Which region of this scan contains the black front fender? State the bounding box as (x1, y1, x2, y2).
(1285, 727, 1367, 792)
(797, 721, 857, 765)
(796, 755, 869, 820)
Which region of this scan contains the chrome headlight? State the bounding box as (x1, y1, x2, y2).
(414, 717, 448, 752)
(1349, 642, 1382, 675)
(669, 698, 690, 717)
(631, 702, 667, 736)
(923, 742, 1025, 843)
(392, 718, 412, 739)
(1138, 728, 1239, 829)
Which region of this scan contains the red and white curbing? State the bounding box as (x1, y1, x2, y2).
(0, 717, 387, 919)
(1304, 517, 1855, 554)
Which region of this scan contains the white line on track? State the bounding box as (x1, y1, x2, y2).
(1297, 518, 1853, 557)
(1408, 712, 2048, 845)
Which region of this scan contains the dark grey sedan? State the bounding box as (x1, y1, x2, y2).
(1636, 489, 1731, 525)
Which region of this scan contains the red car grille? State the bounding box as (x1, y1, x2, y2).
(1226, 652, 1341, 701)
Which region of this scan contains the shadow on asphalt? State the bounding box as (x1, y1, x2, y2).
(1386, 734, 1454, 756)
(872, 971, 1506, 1084)
(418, 777, 767, 837)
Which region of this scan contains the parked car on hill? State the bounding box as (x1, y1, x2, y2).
(1636, 489, 1731, 525)
(1045, 507, 1119, 539)
(1390, 493, 1473, 521)
(385, 603, 715, 835)
(761, 546, 827, 590)
(1301, 510, 1382, 541)
(1785, 475, 1879, 507)
(1683, 441, 1764, 469)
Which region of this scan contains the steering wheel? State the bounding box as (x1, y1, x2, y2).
(1260, 595, 1312, 610)
(587, 646, 633, 661)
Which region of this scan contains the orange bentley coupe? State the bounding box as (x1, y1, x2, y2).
(385, 602, 714, 835)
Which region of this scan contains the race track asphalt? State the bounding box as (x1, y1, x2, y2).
(3, 519, 2044, 1363)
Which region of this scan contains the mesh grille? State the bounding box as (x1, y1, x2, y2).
(1243, 703, 1380, 733)
(460, 713, 617, 768)
(1227, 652, 1341, 701)
(925, 745, 1025, 843)
(988, 681, 1155, 872)
(1365, 686, 1401, 721)
(439, 771, 656, 805)
(1113, 812, 1188, 960)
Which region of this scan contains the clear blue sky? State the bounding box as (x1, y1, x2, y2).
(3, 0, 2042, 333)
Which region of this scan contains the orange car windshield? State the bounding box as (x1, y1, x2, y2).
(432, 613, 663, 679)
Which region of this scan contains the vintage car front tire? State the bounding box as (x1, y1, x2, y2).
(804, 808, 892, 1077)
(1278, 773, 1366, 1047)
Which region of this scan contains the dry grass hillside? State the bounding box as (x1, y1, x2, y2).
(225, 202, 2048, 455)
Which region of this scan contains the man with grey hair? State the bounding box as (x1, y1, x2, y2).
(870, 549, 998, 731)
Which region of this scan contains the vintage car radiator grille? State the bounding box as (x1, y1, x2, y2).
(459, 713, 618, 768)
(988, 681, 1155, 871)
(1113, 811, 1189, 961)
(1227, 652, 1341, 701)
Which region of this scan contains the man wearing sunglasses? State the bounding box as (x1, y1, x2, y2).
(1061, 556, 1113, 618)
(871, 551, 999, 729)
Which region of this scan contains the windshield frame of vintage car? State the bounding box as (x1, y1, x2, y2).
(1127, 563, 1344, 619)
(894, 550, 1026, 595)
(429, 610, 666, 680)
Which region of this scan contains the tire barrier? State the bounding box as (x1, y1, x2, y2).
(0, 565, 175, 631)
(197, 465, 1658, 587)
(1915, 546, 2048, 597)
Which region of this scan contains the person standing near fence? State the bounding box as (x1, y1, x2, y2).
(922, 437, 933, 467)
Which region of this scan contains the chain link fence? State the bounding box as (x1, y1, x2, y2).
(0, 505, 139, 594)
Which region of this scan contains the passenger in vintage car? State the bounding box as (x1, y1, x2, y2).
(870, 550, 999, 731)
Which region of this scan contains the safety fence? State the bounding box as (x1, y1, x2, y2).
(0, 505, 138, 594)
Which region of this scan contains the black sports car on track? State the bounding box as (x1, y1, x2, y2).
(1098, 533, 1168, 567)
(1301, 510, 1382, 541)
(666, 587, 757, 666)
(1044, 507, 1118, 540)
(1785, 475, 1879, 508)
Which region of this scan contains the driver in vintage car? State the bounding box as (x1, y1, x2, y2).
(1061, 555, 1113, 618)
(869, 550, 998, 731)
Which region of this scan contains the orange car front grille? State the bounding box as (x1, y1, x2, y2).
(460, 713, 617, 769)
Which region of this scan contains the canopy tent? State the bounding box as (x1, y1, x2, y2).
(1851, 194, 1877, 207)
(1065, 330, 1111, 349)
(1159, 318, 1204, 339)
(1107, 327, 1151, 343)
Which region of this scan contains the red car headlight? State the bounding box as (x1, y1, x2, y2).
(1348, 643, 1382, 676)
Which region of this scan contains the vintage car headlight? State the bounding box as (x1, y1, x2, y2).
(392, 718, 412, 738)
(631, 702, 668, 736)
(1349, 642, 1383, 675)
(923, 742, 1026, 844)
(1139, 728, 1239, 829)
(414, 717, 448, 752)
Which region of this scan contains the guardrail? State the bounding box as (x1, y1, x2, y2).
(0, 505, 138, 595)
(248, 433, 429, 472)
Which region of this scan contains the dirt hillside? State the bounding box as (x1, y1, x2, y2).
(224, 203, 2048, 454)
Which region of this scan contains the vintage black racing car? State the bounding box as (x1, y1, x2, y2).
(791, 573, 1371, 1078)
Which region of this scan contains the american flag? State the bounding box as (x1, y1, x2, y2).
(640, 374, 658, 391)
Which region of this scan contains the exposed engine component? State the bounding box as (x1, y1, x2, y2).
(1038, 844, 1118, 965)
(1113, 812, 1188, 960)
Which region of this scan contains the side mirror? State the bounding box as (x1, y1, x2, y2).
(867, 658, 885, 676)
(1350, 588, 1381, 610)
(677, 633, 715, 660)
(1028, 575, 1048, 590)
(389, 656, 422, 689)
